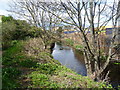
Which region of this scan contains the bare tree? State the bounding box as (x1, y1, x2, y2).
(115, 0, 120, 60)
(9, 0, 61, 49)
(40, 0, 119, 80)
(9, 0, 119, 81)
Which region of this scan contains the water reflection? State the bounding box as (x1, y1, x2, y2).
(52, 43, 87, 76)
(52, 43, 120, 88)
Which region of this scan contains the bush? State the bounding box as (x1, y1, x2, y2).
(2, 16, 32, 49)
(2, 67, 21, 79)
(65, 39, 74, 46)
(2, 67, 21, 89)
(2, 20, 16, 49)
(2, 16, 13, 22)
(19, 59, 37, 68)
(75, 45, 83, 49)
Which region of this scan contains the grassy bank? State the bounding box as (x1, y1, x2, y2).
(2, 38, 112, 89)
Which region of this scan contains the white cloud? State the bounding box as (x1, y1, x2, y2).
(0, 0, 11, 3)
(0, 9, 11, 16)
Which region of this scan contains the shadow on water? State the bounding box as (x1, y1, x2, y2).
(52, 43, 87, 76)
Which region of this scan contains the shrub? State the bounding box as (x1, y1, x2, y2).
(75, 45, 84, 49)
(2, 16, 13, 22)
(19, 59, 37, 68)
(65, 39, 74, 46)
(2, 20, 16, 49)
(2, 16, 32, 49)
(2, 67, 21, 89)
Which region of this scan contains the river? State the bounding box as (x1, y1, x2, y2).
(52, 43, 87, 76)
(52, 43, 120, 88)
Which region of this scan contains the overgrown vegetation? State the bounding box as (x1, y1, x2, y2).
(2, 16, 112, 89)
(2, 16, 44, 50)
(74, 45, 84, 49)
(2, 67, 21, 89)
(28, 63, 112, 88)
(64, 39, 74, 46)
(2, 41, 38, 89)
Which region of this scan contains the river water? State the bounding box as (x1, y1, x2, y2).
(52, 43, 120, 88)
(52, 43, 87, 76)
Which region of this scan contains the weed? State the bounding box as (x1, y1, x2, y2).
(19, 59, 37, 68)
(28, 72, 60, 88)
(74, 45, 83, 49)
(36, 63, 59, 75)
(2, 67, 21, 89)
(65, 39, 74, 46)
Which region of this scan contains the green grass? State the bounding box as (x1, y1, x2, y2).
(114, 63, 120, 65)
(65, 39, 74, 46)
(74, 45, 84, 49)
(3, 41, 37, 67)
(2, 41, 23, 89)
(36, 63, 59, 75)
(2, 41, 38, 89)
(28, 62, 111, 88)
(28, 72, 60, 88)
(2, 39, 113, 89)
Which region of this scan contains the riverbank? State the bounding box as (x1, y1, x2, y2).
(2, 38, 112, 89)
(61, 38, 120, 88)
